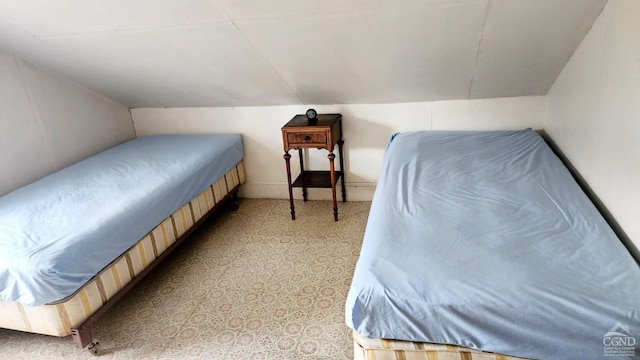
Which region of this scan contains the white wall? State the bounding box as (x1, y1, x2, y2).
(132, 96, 544, 201)
(0, 50, 135, 196)
(545, 0, 640, 251)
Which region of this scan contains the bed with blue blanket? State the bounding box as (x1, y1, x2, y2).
(346, 129, 640, 360)
(0, 134, 245, 351)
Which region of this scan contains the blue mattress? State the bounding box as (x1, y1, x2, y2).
(0, 134, 243, 306)
(346, 129, 640, 359)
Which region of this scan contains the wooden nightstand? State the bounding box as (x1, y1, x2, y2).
(282, 113, 346, 221)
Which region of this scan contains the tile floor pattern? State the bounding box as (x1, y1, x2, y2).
(0, 199, 371, 360)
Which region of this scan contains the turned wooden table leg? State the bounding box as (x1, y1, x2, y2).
(337, 139, 346, 202)
(284, 152, 295, 220)
(298, 149, 307, 201)
(328, 152, 338, 221)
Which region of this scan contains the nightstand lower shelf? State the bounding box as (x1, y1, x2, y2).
(292, 170, 342, 188)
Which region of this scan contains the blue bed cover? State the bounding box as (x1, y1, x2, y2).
(0, 134, 243, 306)
(346, 129, 640, 359)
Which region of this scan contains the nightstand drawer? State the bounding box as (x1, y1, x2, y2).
(286, 132, 327, 147)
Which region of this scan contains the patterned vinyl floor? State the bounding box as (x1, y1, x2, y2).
(0, 199, 371, 359)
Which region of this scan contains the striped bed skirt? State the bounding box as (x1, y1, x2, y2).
(0, 161, 246, 337)
(353, 332, 529, 360)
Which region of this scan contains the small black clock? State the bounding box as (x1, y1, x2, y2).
(305, 108, 318, 125)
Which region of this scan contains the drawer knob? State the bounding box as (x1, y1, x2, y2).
(304, 135, 311, 141)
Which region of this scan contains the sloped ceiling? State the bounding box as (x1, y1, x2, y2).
(0, 0, 606, 108)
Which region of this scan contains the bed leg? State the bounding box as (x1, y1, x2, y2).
(71, 327, 92, 349)
(72, 327, 101, 355)
(231, 191, 239, 211)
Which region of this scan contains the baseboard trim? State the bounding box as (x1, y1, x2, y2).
(238, 181, 376, 201)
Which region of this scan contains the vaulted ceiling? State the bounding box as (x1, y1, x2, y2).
(0, 0, 607, 108)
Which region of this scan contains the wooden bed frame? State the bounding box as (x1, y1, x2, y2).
(72, 184, 241, 353)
